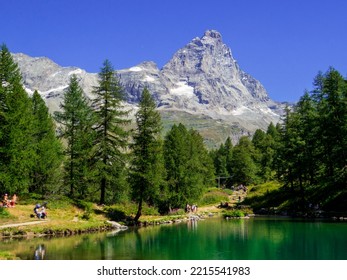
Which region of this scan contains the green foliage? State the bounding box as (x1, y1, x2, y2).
(275, 68, 347, 211)
(245, 182, 297, 212)
(130, 88, 166, 221)
(164, 123, 215, 209)
(223, 210, 245, 218)
(229, 136, 258, 185)
(31, 91, 63, 195)
(199, 188, 230, 206)
(0, 207, 11, 219)
(0, 44, 36, 194)
(45, 195, 73, 210)
(73, 199, 93, 220)
(246, 181, 281, 198)
(1, 44, 345, 217)
(54, 75, 94, 198)
(90, 60, 130, 204)
(105, 202, 160, 221)
(252, 128, 276, 182)
(0, 251, 19, 260)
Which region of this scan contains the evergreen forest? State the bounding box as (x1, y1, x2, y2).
(1, 45, 346, 219)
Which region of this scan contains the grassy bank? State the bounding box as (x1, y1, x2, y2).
(0, 189, 236, 238)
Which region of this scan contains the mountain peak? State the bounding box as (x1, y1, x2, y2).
(203, 30, 222, 40)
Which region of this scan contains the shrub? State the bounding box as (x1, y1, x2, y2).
(223, 210, 245, 218)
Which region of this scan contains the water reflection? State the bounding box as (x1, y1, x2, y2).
(2, 217, 347, 260)
(34, 244, 46, 260)
(187, 218, 198, 231)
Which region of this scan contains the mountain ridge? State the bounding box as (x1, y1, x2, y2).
(13, 30, 285, 146)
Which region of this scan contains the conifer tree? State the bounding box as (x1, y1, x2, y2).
(164, 124, 190, 208)
(54, 75, 95, 198)
(224, 136, 233, 176)
(210, 137, 233, 187)
(275, 68, 347, 210)
(91, 60, 130, 204)
(252, 127, 277, 182)
(130, 88, 166, 221)
(212, 143, 229, 178)
(31, 91, 63, 194)
(230, 136, 257, 185)
(164, 123, 214, 209)
(0, 45, 35, 194)
(315, 69, 347, 186)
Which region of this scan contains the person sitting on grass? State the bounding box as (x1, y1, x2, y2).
(34, 204, 41, 218)
(34, 203, 47, 219)
(10, 194, 17, 207)
(2, 194, 10, 207)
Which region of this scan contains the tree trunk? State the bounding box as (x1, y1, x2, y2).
(134, 198, 143, 222)
(100, 177, 106, 205)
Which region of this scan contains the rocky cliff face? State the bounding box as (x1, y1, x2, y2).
(13, 30, 283, 146)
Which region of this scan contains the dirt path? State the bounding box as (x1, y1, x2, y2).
(0, 220, 46, 229)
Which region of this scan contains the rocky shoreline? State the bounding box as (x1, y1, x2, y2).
(0, 223, 117, 238)
(0, 213, 214, 239)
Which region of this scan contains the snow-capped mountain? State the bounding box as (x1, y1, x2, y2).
(13, 30, 283, 146)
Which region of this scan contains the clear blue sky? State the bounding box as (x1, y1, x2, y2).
(1, 0, 347, 102)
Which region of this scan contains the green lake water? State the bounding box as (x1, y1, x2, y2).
(2, 217, 347, 260)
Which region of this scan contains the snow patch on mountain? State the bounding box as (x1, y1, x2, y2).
(170, 81, 195, 97)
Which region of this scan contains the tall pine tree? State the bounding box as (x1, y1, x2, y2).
(0, 45, 35, 194)
(54, 75, 93, 198)
(31, 91, 63, 194)
(130, 88, 166, 221)
(91, 60, 130, 204)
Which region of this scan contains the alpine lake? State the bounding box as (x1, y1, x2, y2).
(1, 216, 347, 260)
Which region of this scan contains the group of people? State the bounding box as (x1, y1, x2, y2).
(185, 204, 198, 213)
(1, 193, 17, 207)
(232, 184, 248, 193)
(34, 203, 47, 219)
(2, 193, 48, 219)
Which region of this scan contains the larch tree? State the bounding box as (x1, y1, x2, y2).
(91, 60, 130, 205)
(54, 75, 94, 198)
(130, 88, 166, 222)
(0, 44, 35, 194)
(31, 91, 63, 195)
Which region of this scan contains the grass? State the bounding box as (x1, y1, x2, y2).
(0, 186, 237, 236)
(0, 251, 19, 260)
(0, 207, 13, 219)
(0, 197, 167, 236)
(243, 181, 288, 212)
(0, 196, 110, 236)
(199, 187, 231, 206)
(104, 201, 160, 222)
